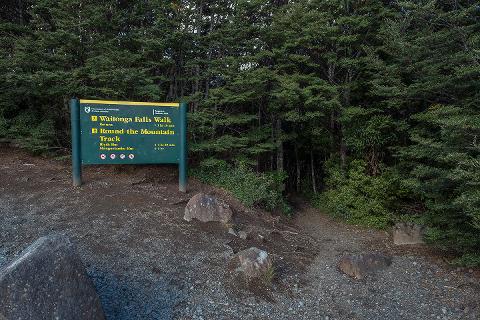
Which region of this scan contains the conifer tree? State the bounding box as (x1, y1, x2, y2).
(390, 0, 480, 258)
(0, 0, 479, 261)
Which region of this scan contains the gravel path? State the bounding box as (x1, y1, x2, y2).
(295, 206, 480, 319)
(0, 147, 479, 320)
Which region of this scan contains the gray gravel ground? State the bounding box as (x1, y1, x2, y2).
(294, 207, 480, 320)
(0, 147, 479, 320)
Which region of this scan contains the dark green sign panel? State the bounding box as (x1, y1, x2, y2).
(79, 100, 180, 164)
(70, 99, 187, 191)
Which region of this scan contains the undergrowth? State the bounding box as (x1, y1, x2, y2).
(313, 159, 400, 229)
(192, 158, 292, 216)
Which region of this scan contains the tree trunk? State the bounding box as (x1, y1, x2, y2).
(18, 0, 24, 25)
(340, 136, 347, 169)
(295, 144, 300, 192)
(193, 64, 200, 110)
(276, 118, 285, 191)
(310, 150, 317, 194)
(369, 147, 379, 176)
(205, 12, 214, 100)
(276, 118, 284, 173)
(339, 69, 352, 169)
(180, 53, 185, 98)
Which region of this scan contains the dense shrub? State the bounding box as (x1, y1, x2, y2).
(192, 158, 291, 215)
(314, 159, 400, 229)
(0, 116, 7, 138)
(0, 112, 57, 154)
(399, 105, 480, 263)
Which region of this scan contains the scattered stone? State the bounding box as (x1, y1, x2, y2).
(338, 253, 392, 279)
(0, 234, 105, 320)
(238, 230, 248, 240)
(228, 228, 237, 236)
(184, 193, 233, 224)
(393, 222, 424, 245)
(229, 247, 273, 281)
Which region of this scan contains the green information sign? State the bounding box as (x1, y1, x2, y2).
(70, 98, 187, 191)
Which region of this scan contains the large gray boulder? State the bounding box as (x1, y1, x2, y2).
(184, 193, 233, 224)
(338, 253, 392, 279)
(0, 234, 105, 320)
(393, 222, 424, 245)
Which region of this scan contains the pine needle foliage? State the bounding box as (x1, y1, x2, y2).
(1, 0, 479, 263)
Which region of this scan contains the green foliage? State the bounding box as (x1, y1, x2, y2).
(315, 159, 400, 229)
(2, 112, 57, 154)
(366, 0, 480, 262)
(399, 105, 480, 256)
(17, 118, 57, 154)
(0, 116, 7, 138)
(262, 263, 276, 286)
(193, 158, 291, 215)
(1, 0, 479, 264)
(451, 254, 480, 268)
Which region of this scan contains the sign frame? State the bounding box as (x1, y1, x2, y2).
(70, 98, 188, 192)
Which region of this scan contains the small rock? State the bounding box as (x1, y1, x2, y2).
(338, 253, 392, 279)
(228, 228, 237, 236)
(0, 234, 105, 320)
(238, 231, 248, 240)
(393, 222, 424, 245)
(184, 193, 233, 224)
(229, 247, 273, 281)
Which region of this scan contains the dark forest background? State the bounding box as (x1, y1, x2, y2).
(0, 0, 479, 265)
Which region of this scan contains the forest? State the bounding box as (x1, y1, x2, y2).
(0, 0, 479, 265)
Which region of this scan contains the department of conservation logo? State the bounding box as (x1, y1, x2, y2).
(84, 106, 91, 113)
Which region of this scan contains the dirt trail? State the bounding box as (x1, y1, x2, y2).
(0, 146, 479, 320)
(294, 203, 480, 319)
